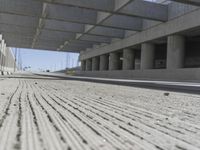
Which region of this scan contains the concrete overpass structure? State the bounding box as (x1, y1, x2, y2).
(2, 1, 200, 149)
(1, 0, 200, 80)
(0, 35, 16, 75)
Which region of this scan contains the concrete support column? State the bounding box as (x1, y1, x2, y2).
(86, 59, 92, 71)
(141, 43, 155, 69)
(0, 40, 6, 72)
(0, 39, 3, 71)
(167, 35, 185, 69)
(92, 57, 99, 71)
(109, 52, 120, 70)
(81, 60, 86, 71)
(100, 54, 109, 71)
(123, 48, 134, 70)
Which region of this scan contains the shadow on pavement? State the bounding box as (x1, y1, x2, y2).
(34, 73, 200, 95)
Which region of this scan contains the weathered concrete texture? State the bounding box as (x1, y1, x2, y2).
(167, 35, 185, 69)
(81, 60, 86, 71)
(109, 52, 120, 70)
(0, 35, 16, 74)
(141, 43, 155, 70)
(100, 54, 109, 71)
(86, 59, 92, 71)
(80, 7, 200, 60)
(79, 68, 200, 81)
(92, 57, 99, 71)
(0, 73, 200, 150)
(123, 48, 134, 70)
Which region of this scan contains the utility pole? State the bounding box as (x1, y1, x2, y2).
(66, 53, 70, 69)
(14, 48, 17, 72)
(0, 40, 2, 71)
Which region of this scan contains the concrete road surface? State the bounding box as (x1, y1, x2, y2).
(0, 73, 200, 150)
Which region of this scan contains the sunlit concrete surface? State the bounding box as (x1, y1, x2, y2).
(0, 73, 200, 150)
(35, 72, 200, 94)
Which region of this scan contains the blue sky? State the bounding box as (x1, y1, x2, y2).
(11, 48, 79, 72)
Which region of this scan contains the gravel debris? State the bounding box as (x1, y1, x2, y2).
(0, 74, 200, 150)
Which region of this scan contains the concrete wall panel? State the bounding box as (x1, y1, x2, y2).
(78, 68, 200, 81)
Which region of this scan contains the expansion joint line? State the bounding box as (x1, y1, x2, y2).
(58, 0, 134, 51)
(31, 3, 48, 48)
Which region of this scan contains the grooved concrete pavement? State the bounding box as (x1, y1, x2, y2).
(0, 73, 200, 150)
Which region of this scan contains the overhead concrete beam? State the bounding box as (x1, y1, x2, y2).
(39, 29, 76, 40)
(0, 21, 118, 39)
(97, 14, 143, 31)
(80, 8, 200, 60)
(47, 4, 97, 25)
(61, 32, 114, 51)
(44, 19, 84, 33)
(0, 5, 142, 31)
(89, 26, 125, 38)
(64, 45, 91, 51)
(2, 33, 33, 41)
(32, 3, 48, 48)
(0, 28, 109, 48)
(0, 24, 35, 36)
(119, 0, 168, 21)
(0, 0, 43, 16)
(2, 33, 70, 50)
(58, 25, 124, 50)
(5, 39, 32, 48)
(4, 34, 92, 52)
(79, 35, 111, 44)
(172, 0, 200, 6)
(36, 42, 59, 48)
(2, 31, 68, 43)
(37, 0, 115, 12)
(0, 0, 169, 51)
(67, 42, 93, 49)
(34, 45, 74, 52)
(0, 22, 82, 35)
(61, 0, 133, 51)
(101, 15, 142, 31)
(0, 13, 38, 28)
(47, 4, 143, 31)
(70, 40, 100, 47)
(37, 0, 168, 21)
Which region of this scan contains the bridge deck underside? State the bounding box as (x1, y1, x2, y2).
(0, 0, 198, 52)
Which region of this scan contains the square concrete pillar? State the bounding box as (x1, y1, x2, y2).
(167, 35, 185, 69)
(109, 52, 120, 70)
(86, 59, 92, 71)
(92, 57, 100, 71)
(141, 43, 155, 70)
(100, 54, 109, 71)
(123, 48, 134, 70)
(81, 60, 86, 71)
(0, 40, 6, 71)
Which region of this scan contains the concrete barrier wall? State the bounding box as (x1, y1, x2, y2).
(4, 48, 15, 71)
(78, 68, 200, 81)
(0, 35, 16, 75)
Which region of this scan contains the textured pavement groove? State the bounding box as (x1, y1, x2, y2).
(0, 74, 200, 150)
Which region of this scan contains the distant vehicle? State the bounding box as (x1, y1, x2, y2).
(46, 70, 50, 72)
